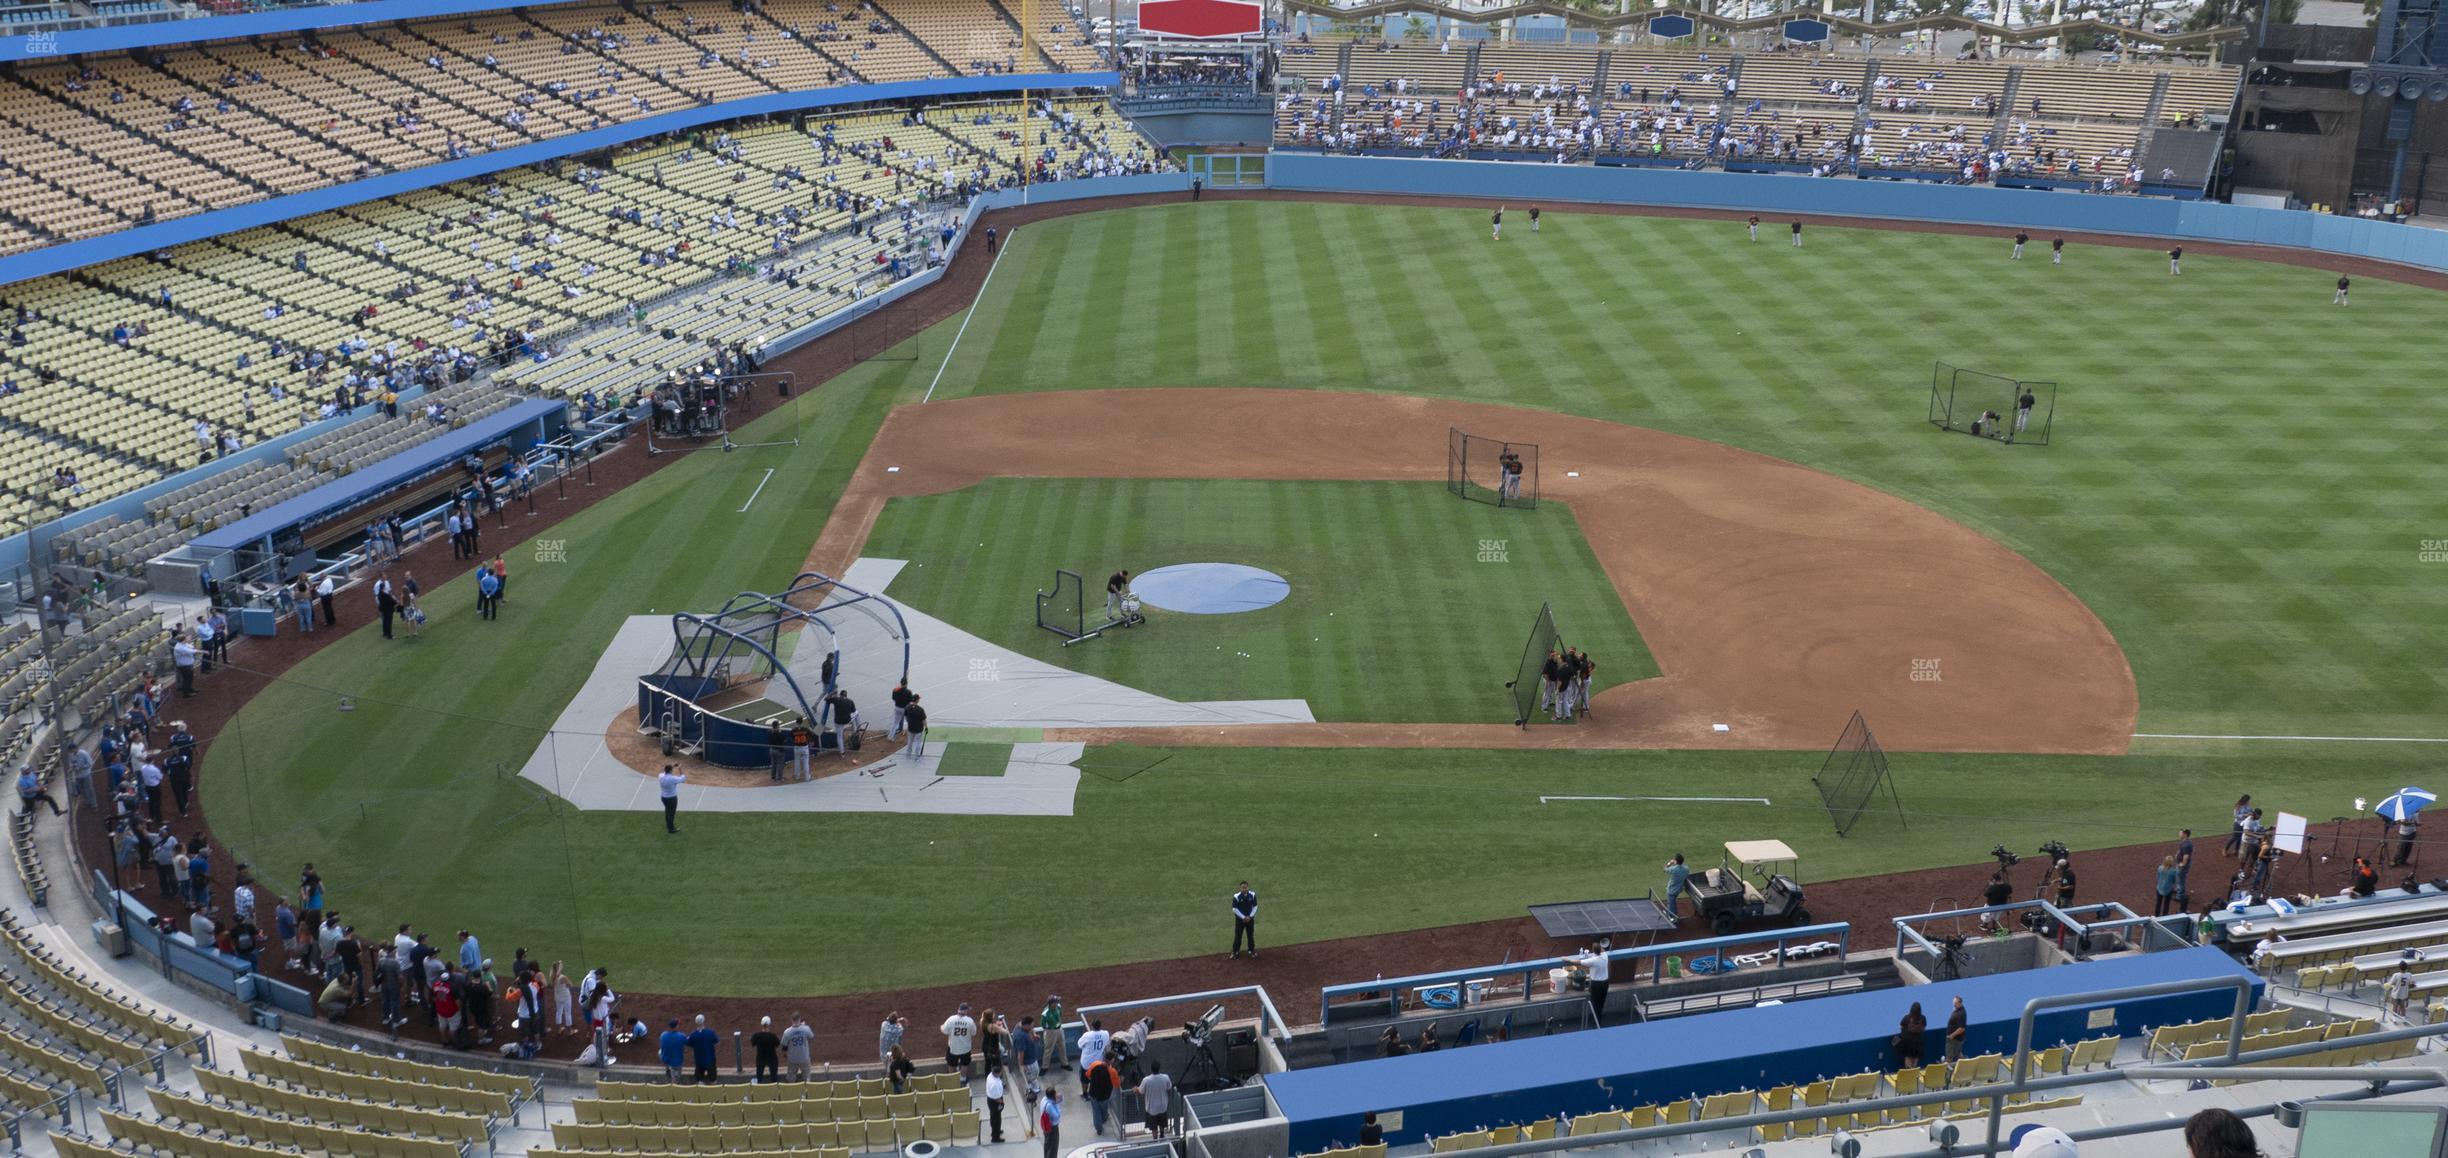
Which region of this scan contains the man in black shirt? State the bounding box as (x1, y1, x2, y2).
(1230, 881, 1259, 958)
(825, 689, 858, 761)
(751, 1016, 782, 1083)
(2051, 237, 2064, 265)
(1105, 570, 1131, 621)
(1539, 650, 1565, 722)
(766, 722, 788, 782)
(2168, 245, 2183, 275)
(903, 695, 929, 758)
(1358, 1113, 1384, 1146)
(890, 681, 914, 740)
(2011, 231, 2028, 260)
(2335, 275, 2350, 306)
(2052, 859, 2077, 907)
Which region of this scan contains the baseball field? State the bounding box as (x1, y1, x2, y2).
(202, 199, 2448, 1000)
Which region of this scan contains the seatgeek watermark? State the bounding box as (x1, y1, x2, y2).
(1477, 538, 1509, 563)
(1911, 658, 1943, 683)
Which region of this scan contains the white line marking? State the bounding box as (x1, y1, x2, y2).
(1539, 795, 1773, 805)
(737, 468, 775, 513)
(2134, 733, 2448, 744)
(922, 227, 1009, 404)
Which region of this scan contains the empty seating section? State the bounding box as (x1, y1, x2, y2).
(279, 1032, 537, 1101)
(0, 905, 202, 1057)
(2161, 67, 2239, 124)
(2262, 917, 2448, 973)
(0, 0, 1106, 250)
(562, 1071, 976, 1153)
(199, 1064, 491, 1142)
(146, 1086, 463, 1158)
(0, 91, 1149, 531)
(880, 0, 1029, 76)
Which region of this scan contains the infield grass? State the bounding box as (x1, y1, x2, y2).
(861, 478, 1655, 722)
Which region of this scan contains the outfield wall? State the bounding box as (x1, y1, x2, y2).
(1267, 154, 2448, 274)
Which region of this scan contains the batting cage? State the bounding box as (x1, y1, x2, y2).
(637, 570, 910, 766)
(1812, 710, 1905, 836)
(1927, 361, 2056, 446)
(1506, 602, 1564, 727)
(1448, 427, 1541, 508)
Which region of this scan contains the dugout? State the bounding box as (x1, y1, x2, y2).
(636, 570, 910, 767)
(1262, 947, 2261, 1152)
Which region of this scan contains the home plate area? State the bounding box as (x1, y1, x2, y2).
(513, 558, 1312, 818)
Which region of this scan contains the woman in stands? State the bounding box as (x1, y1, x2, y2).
(2183, 1108, 2260, 1158)
(1895, 1003, 1928, 1069)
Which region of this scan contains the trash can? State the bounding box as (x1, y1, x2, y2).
(1663, 955, 1682, 979)
(90, 920, 128, 959)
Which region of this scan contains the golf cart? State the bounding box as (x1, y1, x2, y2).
(1690, 840, 1812, 935)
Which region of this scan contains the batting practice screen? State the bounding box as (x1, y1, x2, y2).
(1813, 709, 1903, 836)
(1448, 428, 1541, 508)
(1507, 602, 1562, 727)
(1036, 568, 1087, 640)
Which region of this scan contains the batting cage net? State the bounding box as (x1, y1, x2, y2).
(1507, 602, 1562, 727)
(1448, 427, 1541, 509)
(845, 295, 921, 363)
(1926, 361, 2056, 446)
(1813, 710, 1905, 836)
(1037, 568, 1089, 642)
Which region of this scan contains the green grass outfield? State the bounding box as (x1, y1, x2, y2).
(206, 202, 2448, 996)
(862, 477, 1654, 722)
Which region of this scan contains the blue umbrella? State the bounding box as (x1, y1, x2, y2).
(2376, 788, 2438, 823)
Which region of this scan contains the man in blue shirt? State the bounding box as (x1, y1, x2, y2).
(659, 1019, 688, 1083)
(1664, 853, 1692, 920)
(457, 930, 482, 974)
(1230, 882, 1258, 959)
(16, 768, 63, 819)
(688, 1015, 719, 1083)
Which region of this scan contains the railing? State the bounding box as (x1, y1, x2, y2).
(1318, 922, 1853, 1025)
(1077, 984, 1297, 1047)
(1379, 1005, 2448, 1158)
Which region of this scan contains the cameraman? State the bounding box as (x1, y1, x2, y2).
(2050, 858, 2077, 908)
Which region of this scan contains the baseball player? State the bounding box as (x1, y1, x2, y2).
(1790, 220, 1803, 248)
(1491, 206, 1503, 241)
(1747, 214, 1759, 242)
(2168, 245, 2183, 275)
(1529, 205, 1542, 234)
(1573, 648, 1596, 718)
(2335, 275, 2350, 305)
(2011, 231, 2028, 260)
(1540, 649, 1566, 720)
(2051, 237, 2065, 265)
(2014, 388, 2036, 436)
(1105, 570, 1131, 620)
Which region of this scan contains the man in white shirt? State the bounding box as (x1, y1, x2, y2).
(1569, 943, 1612, 1024)
(1075, 1019, 1112, 1075)
(172, 638, 198, 697)
(658, 765, 685, 834)
(315, 574, 337, 627)
(2386, 961, 2416, 1022)
(984, 1067, 1009, 1142)
(942, 1002, 978, 1075)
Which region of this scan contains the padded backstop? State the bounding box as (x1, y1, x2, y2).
(1448, 427, 1540, 509)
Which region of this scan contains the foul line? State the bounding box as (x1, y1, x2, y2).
(2134, 732, 2448, 745)
(921, 226, 1009, 404)
(1540, 795, 1772, 805)
(736, 468, 775, 513)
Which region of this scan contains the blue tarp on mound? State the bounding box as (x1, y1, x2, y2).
(1266, 947, 2259, 1151)
(191, 398, 562, 554)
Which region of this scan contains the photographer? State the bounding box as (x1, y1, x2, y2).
(2050, 858, 2077, 908)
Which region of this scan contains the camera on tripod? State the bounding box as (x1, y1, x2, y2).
(1990, 844, 2021, 868)
(2037, 839, 2070, 861)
